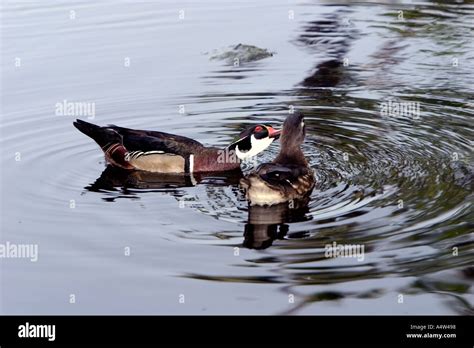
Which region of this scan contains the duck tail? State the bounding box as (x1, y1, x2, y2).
(73, 119, 122, 149)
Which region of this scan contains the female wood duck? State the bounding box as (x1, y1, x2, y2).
(73, 119, 280, 173)
(240, 113, 315, 206)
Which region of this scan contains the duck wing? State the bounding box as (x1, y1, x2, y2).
(108, 125, 205, 157)
(256, 163, 312, 188)
(74, 119, 206, 172)
(240, 163, 315, 206)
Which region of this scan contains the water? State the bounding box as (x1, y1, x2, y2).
(1, 0, 473, 314)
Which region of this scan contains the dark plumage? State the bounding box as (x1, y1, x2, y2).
(73, 119, 280, 173)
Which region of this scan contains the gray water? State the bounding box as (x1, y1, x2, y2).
(1, 0, 473, 314)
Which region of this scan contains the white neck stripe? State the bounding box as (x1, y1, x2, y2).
(189, 154, 194, 173)
(235, 135, 274, 160)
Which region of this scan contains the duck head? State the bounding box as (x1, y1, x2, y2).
(227, 124, 281, 160)
(280, 113, 306, 150)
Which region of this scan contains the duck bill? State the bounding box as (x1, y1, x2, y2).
(267, 127, 281, 139)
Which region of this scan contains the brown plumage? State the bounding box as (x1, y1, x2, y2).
(240, 113, 315, 206)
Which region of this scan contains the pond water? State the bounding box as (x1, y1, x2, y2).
(1, 0, 473, 314)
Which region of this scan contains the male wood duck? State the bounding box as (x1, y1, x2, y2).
(240, 113, 315, 206)
(73, 119, 280, 173)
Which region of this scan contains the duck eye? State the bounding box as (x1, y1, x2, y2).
(255, 126, 263, 132)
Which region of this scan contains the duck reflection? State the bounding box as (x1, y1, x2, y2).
(244, 197, 311, 249)
(86, 165, 243, 192)
(86, 166, 312, 249)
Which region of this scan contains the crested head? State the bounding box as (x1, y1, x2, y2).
(228, 124, 281, 160)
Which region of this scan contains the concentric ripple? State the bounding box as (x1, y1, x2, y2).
(1, 0, 472, 314)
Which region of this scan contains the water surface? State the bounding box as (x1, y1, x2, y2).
(1, 0, 473, 314)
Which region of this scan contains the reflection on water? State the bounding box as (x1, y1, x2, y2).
(244, 198, 311, 249)
(1, 0, 473, 314)
(87, 166, 312, 250)
(87, 166, 242, 195)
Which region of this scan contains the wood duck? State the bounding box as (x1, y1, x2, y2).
(73, 119, 280, 173)
(240, 113, 315, 206)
